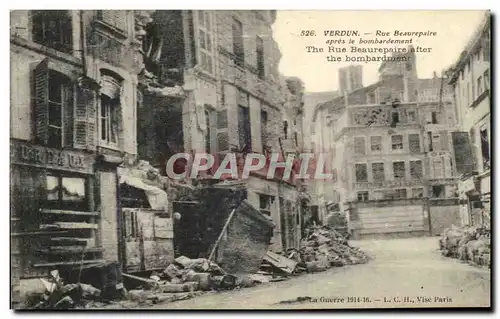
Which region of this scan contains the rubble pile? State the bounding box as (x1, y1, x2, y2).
(295, 225, 370, 273)
(440, 225, 490, 268)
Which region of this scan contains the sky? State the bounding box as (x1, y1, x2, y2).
(272, 10, 487, 93)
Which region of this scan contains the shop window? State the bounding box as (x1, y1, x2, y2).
(45, 172, 88, 211)
(408, 134, 421, 153)
(410, 160, 423, 180)
(31, 10, 73, 54)
(197, 11, 215, 74)
(232, 17, 245, 67)
(357, 191, 369, 201)
(372, 162, 385, 182)
(355, 163, 368, 182)
(354, 137, 366, 155)
(393, 161, 405, 179)
(391, 135, 403, 150)
(96, 10, 127, 32)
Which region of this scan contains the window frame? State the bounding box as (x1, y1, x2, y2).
(99, 94, 120, 148)
(408, 133, 421, 153)
(410, 160, 423, 180)
(232, 17, 245, 67)
(256, 35, 265, 79)
(393, 161, 406, 180)
(371, 162, 385, 182)
(44, 171, 89, 211)
(357, 191, 369, 202)
(370, 136, 382, 152)
(196, 11, 215, 75)
(31, 10, 73, 54)
(355, 163, 368, 183)
(391, 134, 403, 151)
(354, 136, 366, 155)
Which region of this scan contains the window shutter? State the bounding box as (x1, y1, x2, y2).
(100, 11, 127, 31)
(63, 84, 74, 148)
(74, 86, 97, 151)
(34, 58, 50, 145)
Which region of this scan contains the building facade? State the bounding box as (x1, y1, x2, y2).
(10, 10, 154, 282)
(448, 12, 491, 227)
(311, 48, 462, 238)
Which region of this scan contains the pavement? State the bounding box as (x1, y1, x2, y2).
(148, 237, 491, 309)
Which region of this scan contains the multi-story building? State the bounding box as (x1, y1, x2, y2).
(448, 12, 491, 227)
(135, 10, 305, 253)
(312, 48, 462, 238)
(10, 10, 154, 284)
(339, 65, 363, 95)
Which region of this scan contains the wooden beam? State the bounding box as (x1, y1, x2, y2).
(37, 246, 103, 254)
(40, 222, 99, 230)
(40, 209, 99, 217)
(33, 259, 106, 268)
(11, 231, 70, 237)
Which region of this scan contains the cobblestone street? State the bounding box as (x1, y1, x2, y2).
(151, 237, 490, 309)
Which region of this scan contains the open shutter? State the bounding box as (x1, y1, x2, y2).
(34, 58, 49, 145)
(63, 84, 74, 148)
(74, 86, 97, 151)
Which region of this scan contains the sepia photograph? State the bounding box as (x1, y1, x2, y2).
(9, 9, 491, 310)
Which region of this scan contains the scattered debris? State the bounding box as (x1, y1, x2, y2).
(440, 225, 490, 268)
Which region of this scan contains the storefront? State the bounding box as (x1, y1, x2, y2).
(10, 139, 101, 280)
(457, 172, 490, 227)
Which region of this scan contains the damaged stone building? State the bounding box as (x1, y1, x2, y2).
(136, 10, 308, 253)
(312, 47, 464, 238)
(10, 10, 309, 297)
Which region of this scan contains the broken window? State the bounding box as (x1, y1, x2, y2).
(197, 11, 214, 74)
(370, 136, 382, 152)
(408, 134, 421, 153)
(391, 111, 399, 124)
(256, 36, 265, 79)
(357, 191, 369, 201)
(232, 17, 245, 67)
(238, 105, 251, 151)
(480, 126, 490, 169)
(372, 162, 385, 181)
(259, 194, 273, 216)
(45, 172, 88, 211)
(32, 10, 73, 54)
(260, 109, 268, 151)
(354, 137, 366, 155)
(99, 72, 122, 147)
(391, 135, 403, 150)
(411, 188, 424, 198)
(410, 160, 423, 180)
(432, 185, 445, 198)
(97, 10, 127, 32)
(393, 161, 405, 179)
(355, 163, 368, 183)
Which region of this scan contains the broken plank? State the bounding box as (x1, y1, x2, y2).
(122, 273, 159, 289)
(40, 222, 98, 230)
(11, 231, 70, 236)
(33, 259, 106, 268)
(37, 246, 103, 254)
(40, 209, 99, 217)
(262, 251, 298, 275)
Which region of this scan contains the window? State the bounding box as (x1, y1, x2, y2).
(256, 36, 265, 79)
(238, 105, 251, 151)
(45, 172, 88, 211)
(484, 70, 490, 90)
(370, 136, 382, 152)
(432, 134, 442, 151)
(427, 131, 433, 151)
(411, 188, 424, 198)
(259, 194, 274, 216)
(480, 127, 490, 169)
(355, 163, 368, 182)
(283, 121, 288, 139)
(432, 185, 445, 198)
(99, 72, 122, 148)
(97, 10, 127, 32)
(393, 161, 405, 179)
(408, 134, 421, 153)
(205, 109, 211, 153)
(407, 110, 417, 123)
(372, 163, 385, 181)
(197, 11, 214, 74)
(232, 18, 244, 67)
(294, 132, 298, 147)
(260, 109, 268, 151)
(433, 158, 444, 178)
(410, 160, 423, 180)
(357, 191, 369, 201)
(476, 76, 483, 97)
(391, 135, 403, 150)
(354, 137, 366, 155)
(431, 112, 438, 124)
(391, 111, 399, 124)
(394, 189, 407, 199)
(32, 10, 72, 53)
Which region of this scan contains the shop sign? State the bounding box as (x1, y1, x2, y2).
(10, 140, 95, 174)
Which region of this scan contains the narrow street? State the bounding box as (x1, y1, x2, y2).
(152, 237, 490, 309)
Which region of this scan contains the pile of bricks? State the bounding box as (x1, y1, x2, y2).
(440, 225, 490, 268)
